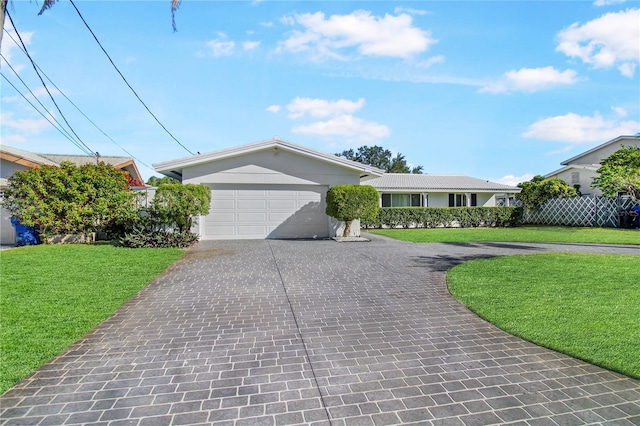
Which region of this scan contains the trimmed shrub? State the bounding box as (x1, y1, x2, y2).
(362, 207, 523, 229)
(119, 230, 199, 248)
(326, 185, 379, 237)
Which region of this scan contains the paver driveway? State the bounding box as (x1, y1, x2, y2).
(1, 235, 639, 425)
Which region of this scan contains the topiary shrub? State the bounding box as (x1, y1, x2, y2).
(326, 185, 379, 237)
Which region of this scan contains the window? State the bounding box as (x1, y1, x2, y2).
(381, 193, 423, 207)
(449, 193, 476, 207)
(571, 172, 580, 185)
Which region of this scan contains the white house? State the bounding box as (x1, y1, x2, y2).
(153, 138, 384, 240)
(363, 174, 520, 208)
(544, 135, 640, 197)
(155, 138, 522, 240)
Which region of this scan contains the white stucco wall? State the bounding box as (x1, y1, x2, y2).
(1, 159, 26, 181)
(546, 168, 600, 196)
(569, 139, 640, 166)
(181, 148, 364, 238)
(182, 149, 361, 186)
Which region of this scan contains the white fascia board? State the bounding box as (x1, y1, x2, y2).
(560, 135, 639, 166)
(544, 164, 600, 178)
(153, 138, 384, 177)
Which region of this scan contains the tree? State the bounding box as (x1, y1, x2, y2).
(326, 185, 379, 237)
(146, 175, 179, 187)
(337, 146, 424, 174)
(149, 183, 211, 233)
(516, 175, 579, 210)
(591, 146, 640, 201)
(4, 162, 135, 237)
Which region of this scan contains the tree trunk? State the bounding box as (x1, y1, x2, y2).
(343, 220, 352, 237)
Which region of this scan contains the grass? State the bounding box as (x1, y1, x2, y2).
(0, 244, 184, 394)
(447, 253, 640, 378)
(368, 226, 640, 245)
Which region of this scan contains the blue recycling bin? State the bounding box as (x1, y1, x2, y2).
(632, 205, 640, 228)
(10, 218, 40, 246)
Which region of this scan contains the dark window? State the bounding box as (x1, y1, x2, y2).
(411, 194, 422, 207)
(382, 194, 391, 207)
(448, 193, 455, 207)
(471, 194, 477, 206)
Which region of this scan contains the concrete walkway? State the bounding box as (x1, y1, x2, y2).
(1, 236, 639, 425)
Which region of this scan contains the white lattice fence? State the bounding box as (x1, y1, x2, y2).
(521, 196, 639, 227)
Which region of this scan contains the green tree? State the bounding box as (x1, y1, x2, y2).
(146, 175, 179, 187)
(4, 162, 134, 237)
(516, 175, 579, 210)
(326, 185, 379, 237)
(591, 145, 640, 201)
(336, 146, 424, 174)
(149, 183, 211, 233)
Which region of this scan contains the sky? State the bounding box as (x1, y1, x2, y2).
(1, 0, 639, 185)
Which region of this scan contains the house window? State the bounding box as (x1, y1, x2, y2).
(449, 193, 475, 207)
(571, 172, 580, 185)
(381, 193, 423, 207)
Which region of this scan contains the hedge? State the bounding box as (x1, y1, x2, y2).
(361, 207, 523, 229)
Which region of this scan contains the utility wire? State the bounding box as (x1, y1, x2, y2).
(1, 54, 83, 148)
(69, 0, 195, 156)
(2, 29, 151, 169)
(5, 10, 95, 156)
(1, 73, 88, 148)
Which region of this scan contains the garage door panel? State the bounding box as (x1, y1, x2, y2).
(269, 199, 297, 209)
(212, 199, 235, 209)
(203, 184, 328, 240)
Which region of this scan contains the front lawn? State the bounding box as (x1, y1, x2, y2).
(447, 253, 640, 378)
(368, 226, 640, 245)
(0, 244, 184, 394)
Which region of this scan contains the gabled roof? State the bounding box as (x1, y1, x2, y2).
(544, 164, 599, 179)
(560, 135, 640, 166)
(0, 145, 59, 168)
(153, 137, 386, 180)
(0, 145, 143, 183)
(364, 173, 521, 192)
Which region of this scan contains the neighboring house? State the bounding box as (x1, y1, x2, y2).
(154, 138, 521, 240)
(153, 137, 384, 240)
(544, 135, 640, 197)
(0, 145, 144, 245)
(363, 174, 521, 208)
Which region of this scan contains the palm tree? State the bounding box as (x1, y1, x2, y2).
(1, 0, 182, 50)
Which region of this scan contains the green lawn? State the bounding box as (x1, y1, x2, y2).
(0, 244, 184, 394)
(368, 226, 640, 245)
(447, 253, 640, 378)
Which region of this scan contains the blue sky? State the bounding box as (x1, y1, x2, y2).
(2, 0, 639, 184)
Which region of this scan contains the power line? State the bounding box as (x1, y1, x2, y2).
(69, 0, 195, 156)
(5, 10, 95, 156)
(1, 53, 84, 148)
(2, 29, 151, 169)
(1, 73, 89, 149)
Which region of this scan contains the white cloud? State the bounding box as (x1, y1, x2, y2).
(481, 67, 580, 93)
(556, 8, 640, 77)
(242, 41, 261, 50)
(593, 0, 625, 6)
(292, 114, 391, 142)
(1, 112, 51, 135)
(266, 105, 281, 113)
(417, 55, 445, 69)
(393, 7, 429, 16)
(206, 35, 235, 57)
(287, 97, 365, 119)
(612, 106, 627, 117)
(522, 111, 640, 143)
(1, 25, 33, 74)
(492, 174, 535, 186)
(278, 10, 436, 60)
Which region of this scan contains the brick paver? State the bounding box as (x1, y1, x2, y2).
(1, 235, 639, 425)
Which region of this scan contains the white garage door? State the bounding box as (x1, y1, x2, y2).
(202, 184, 329, 240)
